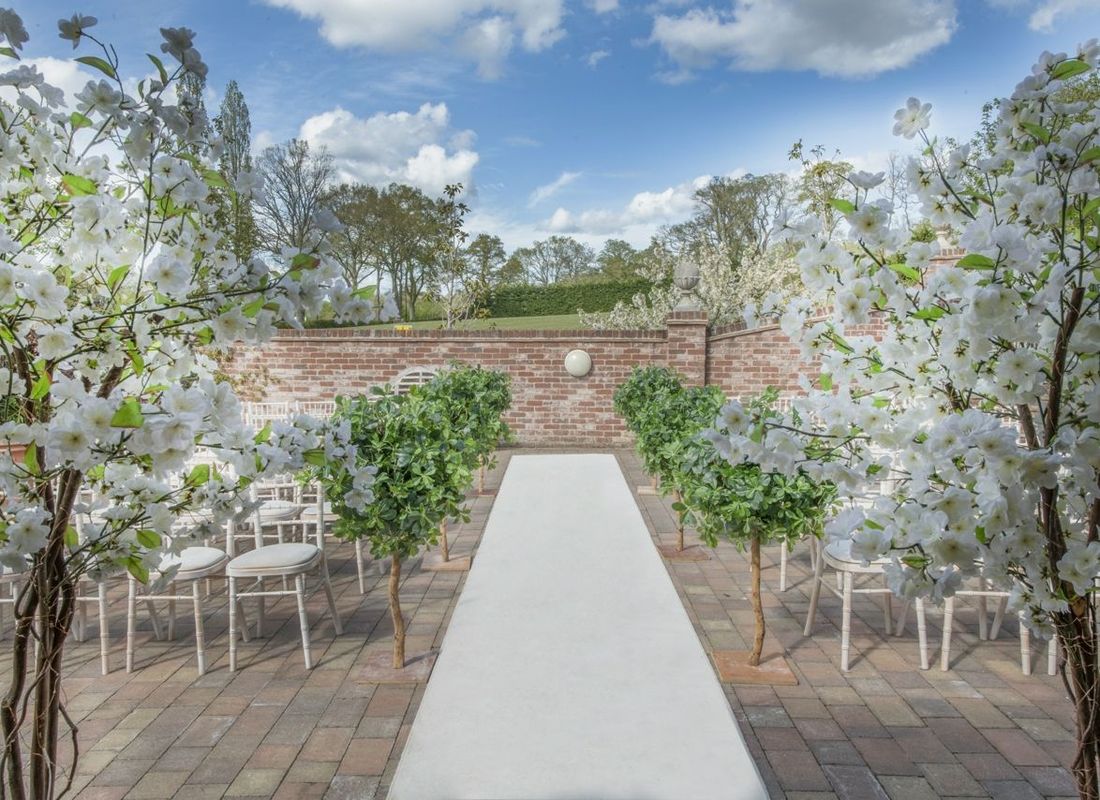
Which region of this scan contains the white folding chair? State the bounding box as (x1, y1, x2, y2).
(126, 543, 234, 675)
(0, 568, 20, 639)
(940, 581, 1057, 675)
(226, 487, 342, 670)
(804, 539, 928, 671)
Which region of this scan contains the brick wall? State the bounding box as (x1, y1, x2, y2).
(234, 256, 962, 445)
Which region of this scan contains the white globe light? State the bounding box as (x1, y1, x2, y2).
(564, 349, 592, 377)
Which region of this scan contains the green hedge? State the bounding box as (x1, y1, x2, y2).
(485, 279, 650, 317)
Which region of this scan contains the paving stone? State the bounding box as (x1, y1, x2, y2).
(982, 780, 1044, 800)
(325, 775, 380, 800)
(338, 739, 392, 776)
(225, 768, 286, 797)
(822, 765, 890, 800)
(982, 728, 1058, 766)
(919, 762, 986, 797)
(879, 775, 939, 800)
(766, 749, 831, 791)
(1017, 766, 1077, 796)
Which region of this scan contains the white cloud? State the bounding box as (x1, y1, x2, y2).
(299, 102, 479, 195)
(586, 49, 611, 68)
(263, 0, 564, 77)
(529, 170, 581, 206)
(0, 58, 93, 108)
(545, 174, 713, 237)
(588, 0, 619, 11)
(1027, 0, 1092, 30)
(649, 0, 957, 79)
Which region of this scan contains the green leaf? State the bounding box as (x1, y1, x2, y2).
(1083, 197, 1100, 218)
(1020, 122, 1051, 144)
(1052, 58, 1090, 81)
(126, 343, 144, 376)
(62, 173, 97, 196)
(135, 529, 161, 549)
(186, 463, 211, 487)
(253, 423, 272, 444)
(201, 168, 228, 190)
(829, 197, 855, 214)
(888, 263, 920, 282)
(291, 253, 320, 270)
(30, 373, 50, 400)
(1080, 147, 1100, 165)
(110, 398, 144, 429)
(107, 264, 129, 290)
(126, 557, 149, 584)
(302, 448, 327, 467)
(818, 373, 833, 391)
(69, 111, 92, 130)
(23, 443, 38, 476)
(64, 526, 79, 548)
(75, 55, 117, 79)
(242, 297, 265, 318)
(913, 306, 946, 321)
(195, 326, 214, 345)
(956, 253, 996, 270)
(0, 46, 17, 59)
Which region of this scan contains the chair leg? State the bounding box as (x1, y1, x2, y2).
(895, 599, 909, 636)
(779, 543, 788, 593)
(75, 599, 87, 643)
(256, 578, 265, 638)
(146, 599, 163, 641)
(98, 582, 110, 675)
(881, 577, 892, 634)
(1048, 635, 1058, 676)
(804, 547, 826, 637)
(916, 598, 929, 670)
(295, 575, 313, 670)
(321, 572, 342, 636)
(355, 539, 366, 595)
(1020, 612, 1032, 676)
(941, 596, 955, 671)
(977, 594, 989, 641)
(840, 572, 853, 672)
(228, 577, 238, 672)
(126, 578, 137, 673)
(990, 596, 1007, 640)
(167, 583, 177, 642)
(192, 582, 206, 676)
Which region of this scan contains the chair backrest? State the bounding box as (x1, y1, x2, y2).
(296, 400, 337, 418)
(391, 366, 439, 396)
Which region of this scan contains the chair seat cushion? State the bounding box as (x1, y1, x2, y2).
(228, 543, 320, 575)
(299, 502, 334, 518)
(257, 500, 302, 522)
(824, 539, 890, 568)
(160, 546, 228, 578)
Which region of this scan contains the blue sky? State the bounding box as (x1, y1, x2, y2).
(16, 0, 1100, 250)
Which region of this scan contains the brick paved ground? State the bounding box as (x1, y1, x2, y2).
(1, 448, 1077, 799)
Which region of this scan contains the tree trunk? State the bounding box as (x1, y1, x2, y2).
(749, 538, 765, 667)
(674, 491, 684, 552)
(478, 460, 486, 494)
(1056, 605, 1100, 799)
(439, 520, 449, 562)
(389, 556, 405, 670)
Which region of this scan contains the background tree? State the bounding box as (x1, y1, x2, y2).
(213, 80, 260, 262)
(788, 141, 852, 240)
(434, 184, 474, 329)
(325, 183, 382, 295)
(255, 138, 334, 253)
(465, 233, 507, 303)
(596, 239, 647, 280)
(513, 235, 595, 285)
(369, 183, 445, 320)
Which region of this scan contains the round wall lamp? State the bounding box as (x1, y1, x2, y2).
(564, 349, 592, 377)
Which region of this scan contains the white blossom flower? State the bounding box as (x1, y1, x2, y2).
(893, 97, 932, 139)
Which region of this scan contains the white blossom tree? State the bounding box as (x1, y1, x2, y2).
(708, 43, 1100, 797)
(0, 14, 379, 798)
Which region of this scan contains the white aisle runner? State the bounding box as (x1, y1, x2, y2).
(388, 454, 767, 800)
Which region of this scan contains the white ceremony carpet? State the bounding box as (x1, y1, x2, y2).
(388, 454, 767, 800)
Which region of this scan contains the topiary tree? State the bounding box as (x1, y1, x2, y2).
(613, 366, 684, 490)
(314, 389, 462, 668)
(420, 365, 511, 559)
(682, 390, 834, 666)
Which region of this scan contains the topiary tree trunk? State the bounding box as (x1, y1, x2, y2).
(389, 555, 405, 669)
(749, 537, 765, 667)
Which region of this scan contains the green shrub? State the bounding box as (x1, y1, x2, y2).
(486, 278, 650, 318)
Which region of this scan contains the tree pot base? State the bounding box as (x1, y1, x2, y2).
(421, 553, 472, 572)
(711, 649, 798, 685)
(657, 544, 711, 561)
(358, 650, 438, 684)
(475, 489, 497, 497)
(636, 485, 659, 496)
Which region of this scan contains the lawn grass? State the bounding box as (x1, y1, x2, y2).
(378, 313, 583, 331)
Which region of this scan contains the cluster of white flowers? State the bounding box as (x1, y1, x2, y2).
(581, 245, 804, 330)
(0, 13, 377, 577)
(708, 41, 1100, 636)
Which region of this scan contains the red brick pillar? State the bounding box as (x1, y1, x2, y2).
(666, 309, 709, 387)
